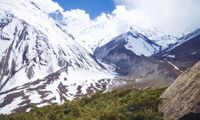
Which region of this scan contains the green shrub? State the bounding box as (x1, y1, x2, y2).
(0, 88, 166, 120)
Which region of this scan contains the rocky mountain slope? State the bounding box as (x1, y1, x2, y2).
(160, 61, 200, 120)
(0, 0, 113, 114)
(155, 29, 200, 71)
(94, 31, 182, 88)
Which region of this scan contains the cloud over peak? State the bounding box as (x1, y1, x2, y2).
(114, 0, 200, 35)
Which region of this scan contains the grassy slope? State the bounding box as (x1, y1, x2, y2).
(0, 88, 166, 120)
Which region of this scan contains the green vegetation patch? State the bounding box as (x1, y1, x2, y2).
(0, 88, 166, 120)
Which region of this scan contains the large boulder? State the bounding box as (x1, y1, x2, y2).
(160, 61, 200, 120)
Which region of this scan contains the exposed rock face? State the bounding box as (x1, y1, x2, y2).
(160, 61, 200, 120)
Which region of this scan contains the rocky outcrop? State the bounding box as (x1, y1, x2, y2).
(160, 61, 200, 120)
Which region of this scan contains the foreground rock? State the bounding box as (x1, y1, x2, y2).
(160, 61, 200, 120)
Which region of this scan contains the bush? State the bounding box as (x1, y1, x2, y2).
(0, 88, 166, 120)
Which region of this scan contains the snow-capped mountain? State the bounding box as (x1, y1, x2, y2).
(0, 0, 114, 114)
(49, 6, 178, 54)
(94, 30, 181, 88)
(95, 31, 161, 58)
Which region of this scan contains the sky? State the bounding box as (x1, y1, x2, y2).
(53, 0, 115, 19)
(53, 0, 200, 36)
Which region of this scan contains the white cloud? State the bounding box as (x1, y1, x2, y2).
(111, 6, 153, 32)
(64, 5, 154, 40)
(62, 6, 159, 53)
(114, 0, 200, 35)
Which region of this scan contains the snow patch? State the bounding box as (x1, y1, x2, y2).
(0, 97, 23, 114)
(124, 33, 159, 56)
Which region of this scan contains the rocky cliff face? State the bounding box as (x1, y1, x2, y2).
(160, 61, 200, 120)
